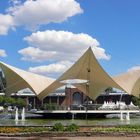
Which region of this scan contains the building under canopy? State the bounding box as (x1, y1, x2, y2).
(38, 47, 125, 100)
(113, 70, 140, 98)
(0, 61, 54, 96)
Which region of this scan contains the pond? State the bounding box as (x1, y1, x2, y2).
(0, 112, 140, 126)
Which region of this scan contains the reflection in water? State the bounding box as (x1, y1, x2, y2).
(15, 120, 18, 126)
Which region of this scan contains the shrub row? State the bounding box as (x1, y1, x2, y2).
(0, 123, 79, 133)
(92, 125, 140, 133)
(51, 123, 79, 132)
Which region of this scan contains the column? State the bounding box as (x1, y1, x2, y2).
(33, 97, 36, 109)
(41, 99, 44, 106)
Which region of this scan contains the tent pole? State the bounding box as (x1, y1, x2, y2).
(86, 48, 91, 119)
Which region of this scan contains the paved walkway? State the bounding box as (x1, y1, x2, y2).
(0, 137, 140, 140)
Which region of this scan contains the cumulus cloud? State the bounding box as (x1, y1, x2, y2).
(28, 61, 73, 77)
(127, 66, 140, 72)
(19, 30, 111, 62)
(18, 47, 57, 62)
(0, 0, 83, 34)
(0, 49, 7, 57)
(8, 0, 83, 30)
(0, 14, 14, 35)
(19, 30, 111, 77)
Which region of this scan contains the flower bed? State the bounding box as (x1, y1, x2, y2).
(0, 127, 48, 134)
(0, 124, 140, 137)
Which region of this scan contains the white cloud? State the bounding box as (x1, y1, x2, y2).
(18, 47, 57, 62)
(0, 14, 14, 35)
(19, 30, 111, 62)
(127, 66, 140, 72)
(28, 61, 73, 77)
(20, 30, 111, 77)
(0, 49, 7, 57)
(8, 0, 83, 30)
(0, 0, 83, 34)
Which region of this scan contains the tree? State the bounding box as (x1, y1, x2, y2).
(16, 98, 26, 108)
(105, 87, 114, 94)
(0, 96, 4, 105)
(131, 96, 140, 107)
(4, 97, 16, 106)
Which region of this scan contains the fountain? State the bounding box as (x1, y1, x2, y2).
(15, 107, 19, 121)
(120, 111, 124, 120)
(21, 107, 25, 121)
(14, 107, 25, 125)
(15, 107, 19, 125)
(126, 111, 130, 121)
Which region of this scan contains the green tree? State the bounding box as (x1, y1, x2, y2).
(0, 96, 4, 105)
(4, 97, 16, 106)
(16, 98, 26, 108)
(105, 87, 116, 94)
(131, 96, 140, 107)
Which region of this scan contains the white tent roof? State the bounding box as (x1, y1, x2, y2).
(38, 47, 124, 100)
(0, 61, 54, 96)
(113, 70, 140, 97)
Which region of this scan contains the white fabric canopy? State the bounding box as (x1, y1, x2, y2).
(0, 61, 54, 96)
(38, 47, 124, 100)
(113, 70, 140, 97)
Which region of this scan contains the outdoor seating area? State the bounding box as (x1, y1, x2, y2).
(98, 101, 139, 110)
(0, 106, 4, 112)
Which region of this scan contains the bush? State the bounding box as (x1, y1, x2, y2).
(51, 123, 64, 132)
(51, 123, 79, 132)
(65, 123, 79, 132)
(23, 127, 48, 133)
(43, 103, 57, 110)
(92, 125, 140, 133)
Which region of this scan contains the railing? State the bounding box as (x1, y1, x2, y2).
(37, 103, 140, 111)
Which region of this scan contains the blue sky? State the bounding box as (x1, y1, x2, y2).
(0, 0, 140, 78)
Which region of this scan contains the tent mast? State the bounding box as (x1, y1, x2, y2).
(86, 47, 91, 119)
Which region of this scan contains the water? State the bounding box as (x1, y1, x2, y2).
(0, 111, 140, 126)
(0, 114, 140, 126)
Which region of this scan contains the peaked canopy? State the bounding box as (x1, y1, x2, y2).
(38, 47, 124, 100)
(113, 70, 140, 97)
(0, 61, 54, 96)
